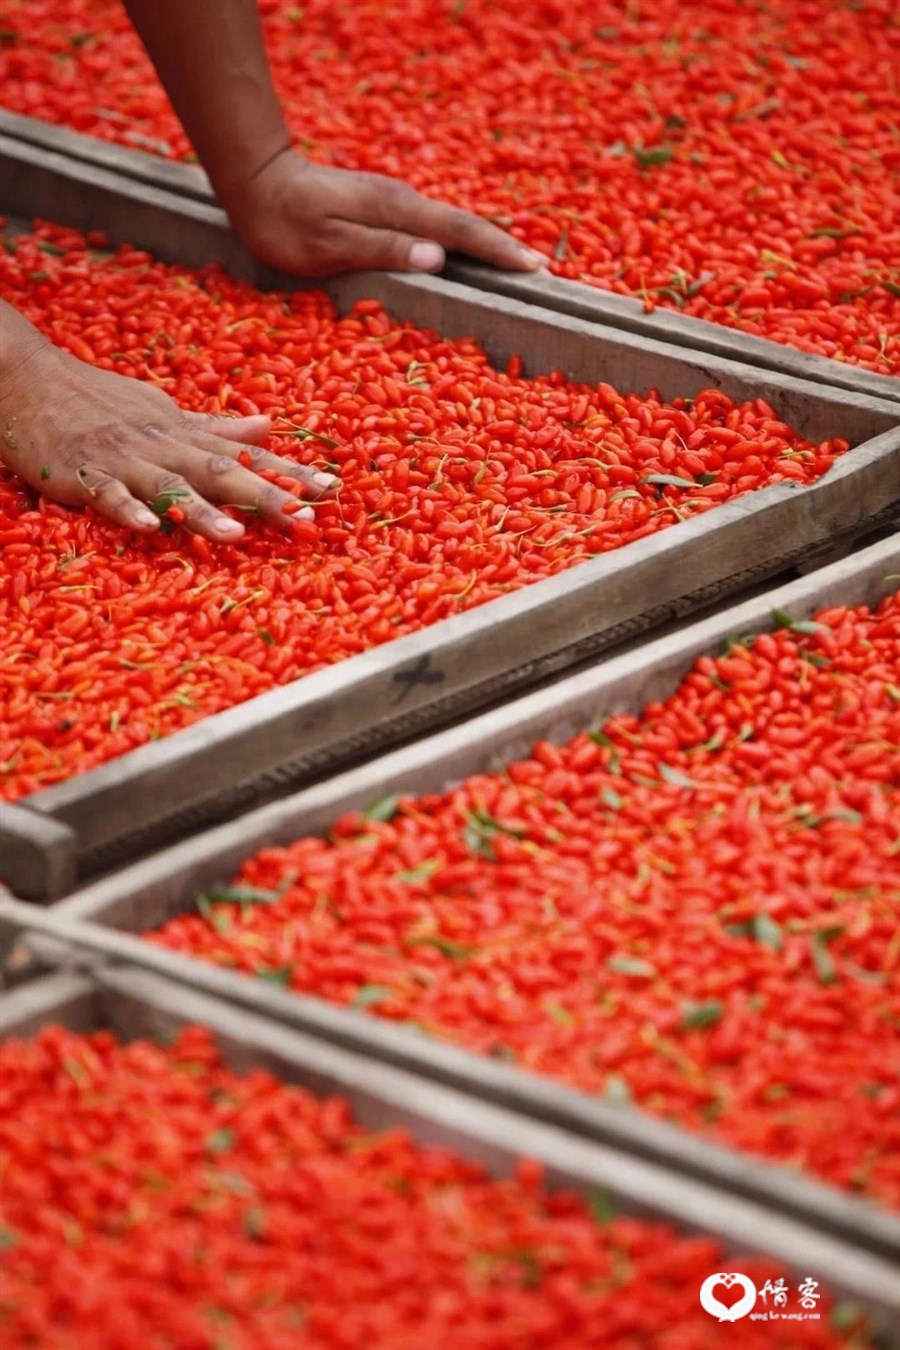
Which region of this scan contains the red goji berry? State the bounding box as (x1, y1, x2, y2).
(1, 0, 897, 371)
(0, 1024, 856, 1348)
(149, 594, 900, 1204)
(1, 222, 858, 801)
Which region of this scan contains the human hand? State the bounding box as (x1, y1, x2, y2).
(0, 320, 337, 541)
(227, 150, 549, 278)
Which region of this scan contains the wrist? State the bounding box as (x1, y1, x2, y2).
(0, 307, 58, 390)
(207, 127, 293, 215)
(219, 143, 297, 245)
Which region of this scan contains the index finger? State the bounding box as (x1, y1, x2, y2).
(178, 451, 317, 535)
(370, 180, 549, 273)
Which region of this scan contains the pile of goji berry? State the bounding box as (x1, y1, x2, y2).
(0, 223, 851, 801)
(1, 0, 897, 372)
(0, 1023, 862, 1348)
(149, 595, 900, 1205)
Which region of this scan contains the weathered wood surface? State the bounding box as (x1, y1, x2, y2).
(4, 109, 897, 402)
(1, 965, 898, 1328)
(1, 128, 897, 888)
(2, 540, 897, 1267)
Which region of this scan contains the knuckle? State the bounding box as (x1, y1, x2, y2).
(299, 247, 343, 278)
(447, 208, 482, 245)
(308, 225, 344, 259)
(282, 461, 310, 480)
(75, 463, 111, 489)
(193, 414, 228, 438)
(384, 230, 415, 268)
(207, 454, 238, 476)
(379, 179, 418, 224)
(386, 177, 416, 207)
(81, 425, 121, 457)
(296, 464, 325, 483)
(186, 502, 221, 530)
(97, 478, 131, 505)
(153, 471, 189, 495)
(358, 170, 387, 195)
(246, 454, 275, 476)
(139, 421, 165, 440)
(75, 464, 134, 512)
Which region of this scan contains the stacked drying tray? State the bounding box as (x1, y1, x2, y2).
(2, 539, 898, 1338)
(0, 960, 897, 1344)
(1, 113, 898, 1346)
(3, 109, 900, 405)
(0, 122, 898, 900)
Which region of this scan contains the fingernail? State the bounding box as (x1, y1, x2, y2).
(291, 506, 315, 522)
(213, 518, 244, 538)
(519, 246, 550, 268)
(409, 241, 445, 272)
(313, 470, 339, 490)
(134, 507, 160, 528)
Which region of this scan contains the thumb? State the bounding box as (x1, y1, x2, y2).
(403, 240, 446, 273)
(329, 221, 446, 274)
(184, 412, 272, 445)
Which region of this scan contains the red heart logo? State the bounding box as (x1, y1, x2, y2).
(712, 1280, 745, 1310)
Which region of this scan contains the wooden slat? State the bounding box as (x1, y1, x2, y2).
(1, 963, 899, 1328)
(1, 132, 897, 888)
(5, 540, 899, 1262)
(4, 108, 897, 401)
